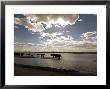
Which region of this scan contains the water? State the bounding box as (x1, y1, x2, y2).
(14, 53, 97, 75)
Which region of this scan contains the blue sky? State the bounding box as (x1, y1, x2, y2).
(14, 14, 97, 52)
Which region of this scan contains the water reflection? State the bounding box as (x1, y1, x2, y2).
(15, 53, 97, 74)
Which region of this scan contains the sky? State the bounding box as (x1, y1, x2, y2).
(14, 14, 97, 52)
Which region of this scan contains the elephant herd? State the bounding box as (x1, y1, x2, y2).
(15, 52, 62, 59)
(37, 54, 61, 59)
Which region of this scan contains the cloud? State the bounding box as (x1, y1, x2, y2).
(51, 37, 96, 48)
(14, 42, 36, 52)
(14, 14, 79, 33)
(14, 29, 97, 52)
(78, 19, 82, 22)
(80, 31, 97, 40)
(14, 17, 45, 32)
(38, 34, 96, 52)
(44, 35, 74, 45)
(25, 14, 79, 23)
(14, 39, 97, 52)
(74, 40, 96, 48)
(39, 39, 96, 52)
(14, 14, 97, 52)
(14, 42, 35, 47)
(14, 25, 19, 29)
(40, 32, 63, 39)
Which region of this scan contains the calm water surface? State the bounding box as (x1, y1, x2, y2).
(15, 53, 97, 74)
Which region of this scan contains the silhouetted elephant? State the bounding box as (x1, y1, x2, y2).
(41, 54, 45, 58)
(37, 54, 45, 58)
(50, 54, 61, 59)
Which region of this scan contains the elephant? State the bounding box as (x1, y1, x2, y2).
(50, 54, 61, 59)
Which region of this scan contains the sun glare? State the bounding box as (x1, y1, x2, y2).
(56, 18, 64, 24)
(54, 18, 72, 27)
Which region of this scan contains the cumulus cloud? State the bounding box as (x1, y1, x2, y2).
(14, 30, 97, 52)
(43, 36, 95, 48)
(14, 14, 79, 33)
(43, 35, 74, 46)
(14, 39, 97, 52)
(25, 14, 79, 23)
(40, 32, 63, 39)
(14, 14, 97, 52)
(42, 39, 96, 52)
(80, 31, 97, 40)
(14, 17, 45, 32)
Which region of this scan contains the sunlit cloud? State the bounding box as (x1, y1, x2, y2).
(40, 32, 63, 39)
(14, 17, 45, 32)
(14, 39, 96, 52)
(40, 35, 96, 48)
(14, 14, 97, 52)
(80, 31, 97, 40)
(44, 35, 74, 45)
(15, 14, 79, 33)
(25, 14, 79, 24)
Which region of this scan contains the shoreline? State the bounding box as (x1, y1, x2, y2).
(14, 63, 96, 76)
(15, 52, 97, 54)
